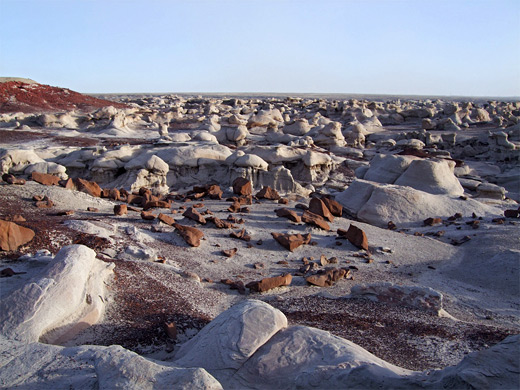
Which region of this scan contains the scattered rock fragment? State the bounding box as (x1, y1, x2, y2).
(73, 178, 102, 197)
(302, 210, 330, 230)
(183, 207, 206, 224)
(222, 248, 238, 258)
(2, 173, 25, 185)
(31, 171, 60, 186)
(230, 228, 251, 241)
(424, 217, 442, 226)
(114, 204, 127, 216)
(141, 211, 156, 220)
(338, 224, 369, 251)
(271, 232, 311, 251)
(308, 197, 334, 222)
(246, 273, 292, 292)
(256, 186, 280, 200)
(158, 213, 176, 226)
(275, 208, 301, 223)
(306, 268, 351, 287)
(232, 177, 252, 196)
(0, 220, 35, 251)
(321, 196, 343, 217)
(173, 223, 204, 247)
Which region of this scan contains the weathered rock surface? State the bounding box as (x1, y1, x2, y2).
(175, 300, 287, 383)
(0, 245, 113, 343)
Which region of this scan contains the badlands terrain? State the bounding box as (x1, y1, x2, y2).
(0, 79, 519, 389)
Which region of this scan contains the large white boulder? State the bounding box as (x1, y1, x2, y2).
(175, 300, 287, 382)
(0, 245, 114, 344)
(336, 179, 501, 227)
(231, 325, 411, 389)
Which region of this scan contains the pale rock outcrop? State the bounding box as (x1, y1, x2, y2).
(336, 179, 501, 227)
(231, 325, 412, 389)
(247, 109, 284, 128)
(235, 154, 269, 170)
(0, 245, 114, 344)
(312, 121, 346, 148)
(24, 161, 68, 180)
(175, 300, 287, 383)
(282, 119, 312, 136)
(0, 148, 44, 174)
(361, 154, 415, 183)
(0, 337, 222, 390)
(394, 159, 464, 196)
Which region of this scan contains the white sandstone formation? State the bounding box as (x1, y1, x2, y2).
(336, 179, 501, 227)
(0, 245, 114, 344)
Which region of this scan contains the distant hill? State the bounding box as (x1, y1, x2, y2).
(0, 79, 127, 113)
(0, 77, 38, 84)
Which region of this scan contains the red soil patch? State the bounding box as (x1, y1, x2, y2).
(0, 81, 128, 113)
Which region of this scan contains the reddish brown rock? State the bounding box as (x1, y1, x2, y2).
(504, 209, 519, 218)
(87, 207, 99, 212)
(73, 178, 102, 197)
(209, 217, 236, 229)
(230, 228, 251, 242)
(56, 210, 74, 216)
(232, 177, 252, 196)
(423, 217, 442, 226)
(2, 174, 25, 185)
(126, 194, 144, 206)
(114, 204, 128, 216)
(173, 223, 204, 247)
(321, 197, 343, 217)
(271, 232, 311, 251)
(256, 186, 280, 200)
(222, 248, 238, 258)
(35, 196, 54, 208)
(338, 224, 369, 251)
(143, 200, 171, 210)
(278, 198, 289, 205)
(183, 207, 206, 224)
(158, 213, 176, 226)
(308, 197, 334, 222)
(275, 208, 302, 223)
(101, 188, 121, 201)
(141, 211, 156, 220)
(302, 210, 330, 231)
(191, 184, 223, 200)
(59, 178, 76, 190)
(0, 220, 35, 251)
(246, 273, 292, 293)
(306, 268, 350, 287)
(31, 172, 60, 186)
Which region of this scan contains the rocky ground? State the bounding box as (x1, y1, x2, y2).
(0, 80, 519, 389)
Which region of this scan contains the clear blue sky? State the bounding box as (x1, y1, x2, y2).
(1, 0, 519, 96)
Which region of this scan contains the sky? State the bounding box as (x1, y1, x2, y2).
(0, 0, 519, 97)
